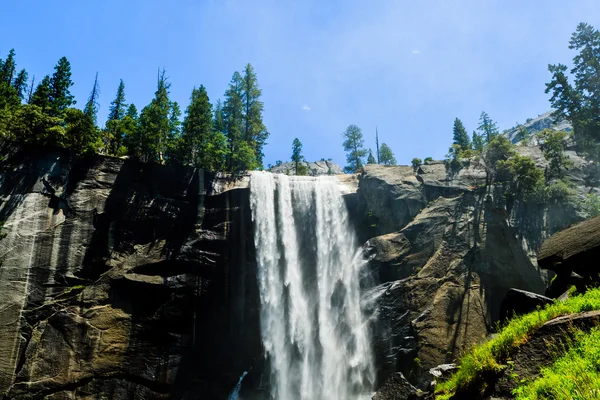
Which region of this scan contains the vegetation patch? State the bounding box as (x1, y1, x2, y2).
(513, 326, 600, 399)
(435, 288, 600, 399)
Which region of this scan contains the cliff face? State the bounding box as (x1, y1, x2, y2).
(0, 138, 590, 399)
(0, 150, 260, 400)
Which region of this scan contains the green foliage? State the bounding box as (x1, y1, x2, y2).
(477, 111, 499, 143)
(472, 131, 484, 152)
(136, 69, 174, 163)
(48, 57, 75, 116)
(367, 149, 376, 164)
(180, 85, 223, 169)
(242, 64, 268, 168)
(411, 157, 422, 170)
(31, 75, 52, 111)
(424, 157, 433, 164)
(436, 288, 600, 399)
(545, 179, 577, 205)
(342, 124, 367, 173)
(537, 129, 572, 180)
(379, 143, 396, 165)
(83, 72, 100, 124)
(496, 155, 545, 203)
(547, 23, 600, 160)
(515, 124, 531, 145)
(103, 80, 128, 155)
(513, 327, 600, 399)
(7, 104, 64, 146)
(63, 108, 101, 155)
(291, 138, 308, 175)
(453, 117, 471, 150)
(483, 135, 516, 182)
(582, 193, 600, 218)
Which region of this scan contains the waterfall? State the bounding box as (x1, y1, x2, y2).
(228, 371, 248, 400)
(250, 172, 374, 400)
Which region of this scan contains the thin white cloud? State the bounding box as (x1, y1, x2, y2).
(302, 105, 311, 111)
(412, 50, 421, 54)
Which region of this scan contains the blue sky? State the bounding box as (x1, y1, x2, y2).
(2, 0, 599, 167)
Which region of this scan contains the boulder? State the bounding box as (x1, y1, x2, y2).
(545, 271, 587, 299)
(499, 289, 553, 323)
(268, 160, 343, 176)
(373, 372, 419, 400)
(538, 215, 600, 277)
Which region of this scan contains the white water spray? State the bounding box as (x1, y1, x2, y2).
(250, 172, 374, 400)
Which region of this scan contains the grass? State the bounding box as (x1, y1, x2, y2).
(513, 327, 600, 399)
(435, 288, 600, 399)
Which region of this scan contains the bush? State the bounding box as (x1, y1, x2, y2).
(582, 193, 600, 218)
(411, 157, 422, 170)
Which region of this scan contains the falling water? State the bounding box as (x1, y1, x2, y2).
(250, 172, 374, 400)
(228, 371, 248, 400)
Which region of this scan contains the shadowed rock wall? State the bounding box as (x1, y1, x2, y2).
(0, 150, 259, 400)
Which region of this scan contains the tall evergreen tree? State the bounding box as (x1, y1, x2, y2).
(342, 124, 368, 173)
(242, 64, 269, 168)
(223, 71, 254, 171)
(104, 79, 127, 154)
(547, 23, 600, 159)
(477, 111, 499, 143)
(0, 49, 16, 85)
(472, 131, 484, 152)
(379, 143, 397, 165)
(367, 149, 376, 164)
(48, 57, 75, 116)
(27, 75, 35, 104)
(180, 85, 216, 167)
(452, 118, 471, 150)
(84, 72, 100, 124)
(31, 75, 52, 111)
(137, 69, 173, 163)
(291, 137, 306, 174)
(122, 104, 140, 156)
(13, 69, 28, 100)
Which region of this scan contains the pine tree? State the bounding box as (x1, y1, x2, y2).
(27, 75, 35, 104)
(181, 86, 214, 166)
(48, 57, 75, 116)
(0, 49, 20, 108)
(452, 118, 471, 150)
(84, 72, 100, 124)
(242, 64, 269, 168)
(223, 71, 253, 171)
(0, 49, 16, 85)
(137, 69, 173, 163)
(342, 124, 368, 173)
(367, 149, 376, 164)
(547, 23, 600, 159)
(379, 143, 397, 165)
(13, 69, 28, 100)
(472, 131, 484, 152)
(291, 137, 307, 174)
(122, 104, 140, 157)
(104, 80, 127, 155)
(477, 111, 499, 143)
(63, 108, 99, 155)
(31, 75, 52, 111)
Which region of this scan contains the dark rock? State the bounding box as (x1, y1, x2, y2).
(538, 215, 600, 277)
(545, 271, 587, 299)
(499, 289, 553, 323)
(373, 372, 419, 400)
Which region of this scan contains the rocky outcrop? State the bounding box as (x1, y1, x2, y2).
(0, 150, 259, 400)
(372, 373, 419, 400)
(499, 289, 554, 323)
(268, 160, 343, 176)
(538, 215, 600, 277)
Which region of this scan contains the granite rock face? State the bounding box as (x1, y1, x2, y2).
(267, 159, 343, 176)
(0, 150, 258, 400)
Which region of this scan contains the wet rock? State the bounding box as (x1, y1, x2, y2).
(373, 372, 419, 400)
